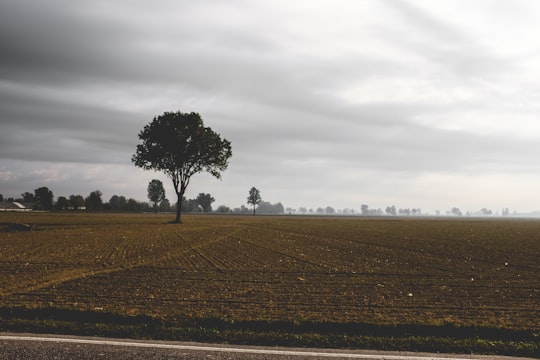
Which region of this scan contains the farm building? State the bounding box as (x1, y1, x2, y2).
(0, 201, 31, 211)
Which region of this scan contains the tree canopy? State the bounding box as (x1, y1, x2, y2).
(132, 111, 232, 223)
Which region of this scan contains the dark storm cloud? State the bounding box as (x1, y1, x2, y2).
(0, 1, 127, 84)
(0, 81, 139, 163)
(0, 0, 151, 164)
(0, 0, 281, 88)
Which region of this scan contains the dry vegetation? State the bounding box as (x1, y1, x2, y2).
(0, 212, 538, 354)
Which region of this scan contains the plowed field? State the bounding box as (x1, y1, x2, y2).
(0, 212, 538, 331)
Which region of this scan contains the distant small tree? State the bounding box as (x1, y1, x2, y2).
(159, 198, 171, 212)
(34, 187, 54, 210)
(126, 198, 139, 211)
(196, 193, 215, 212)
(21, 192, 35, 203)
(385, 205, 397, 216)
(0, 194, 3, 202)
(69, 194, 85, 210)
(247, 187, 261, 215)
(109, 195, 127, 211)
(451, 207, 462, 216)
(216, 205, 231, 213)
(181, 197, 200, 212)
(147, 179, 166, 212)
(325, 206, 335, 214)
(480, 208, 492, 216)
(55, 196, 69, 210)
(85, 190, 103, 211)
(257, 201, 284, 214)
(399, 208, 411, 216)
(360, 204, 369, 215)
(233, 205, 250, 214)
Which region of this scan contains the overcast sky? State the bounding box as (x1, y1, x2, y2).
(2, 0, 540, 214)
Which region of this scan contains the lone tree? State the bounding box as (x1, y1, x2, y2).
(132, 111, 232, 223)
(247, 187, 261, 215)
(147, 179, 166, 212)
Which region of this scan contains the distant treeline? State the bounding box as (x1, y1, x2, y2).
(0, 187, 286, 214)
(1, 189, 154, 212)
(0, 188, 508, 217)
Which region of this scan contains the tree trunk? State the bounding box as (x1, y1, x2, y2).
(174, 191, 182, 223)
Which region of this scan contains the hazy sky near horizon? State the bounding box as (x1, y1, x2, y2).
(2, 0, 540, 213)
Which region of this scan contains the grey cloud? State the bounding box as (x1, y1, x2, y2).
(1, 0, 427, 135)
(379, 0, 513, 81)
(0, 82, 140, 163)
(0, 2, 119, 84)
(0, 0, 281, 87)
(2, 0, 540, 211)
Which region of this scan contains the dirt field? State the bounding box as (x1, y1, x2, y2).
(1, 212, 538, 333)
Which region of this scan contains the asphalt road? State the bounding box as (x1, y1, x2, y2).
(0, 334, 535, 360)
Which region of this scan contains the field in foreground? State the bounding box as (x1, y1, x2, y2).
(0, 212, 538, 356)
